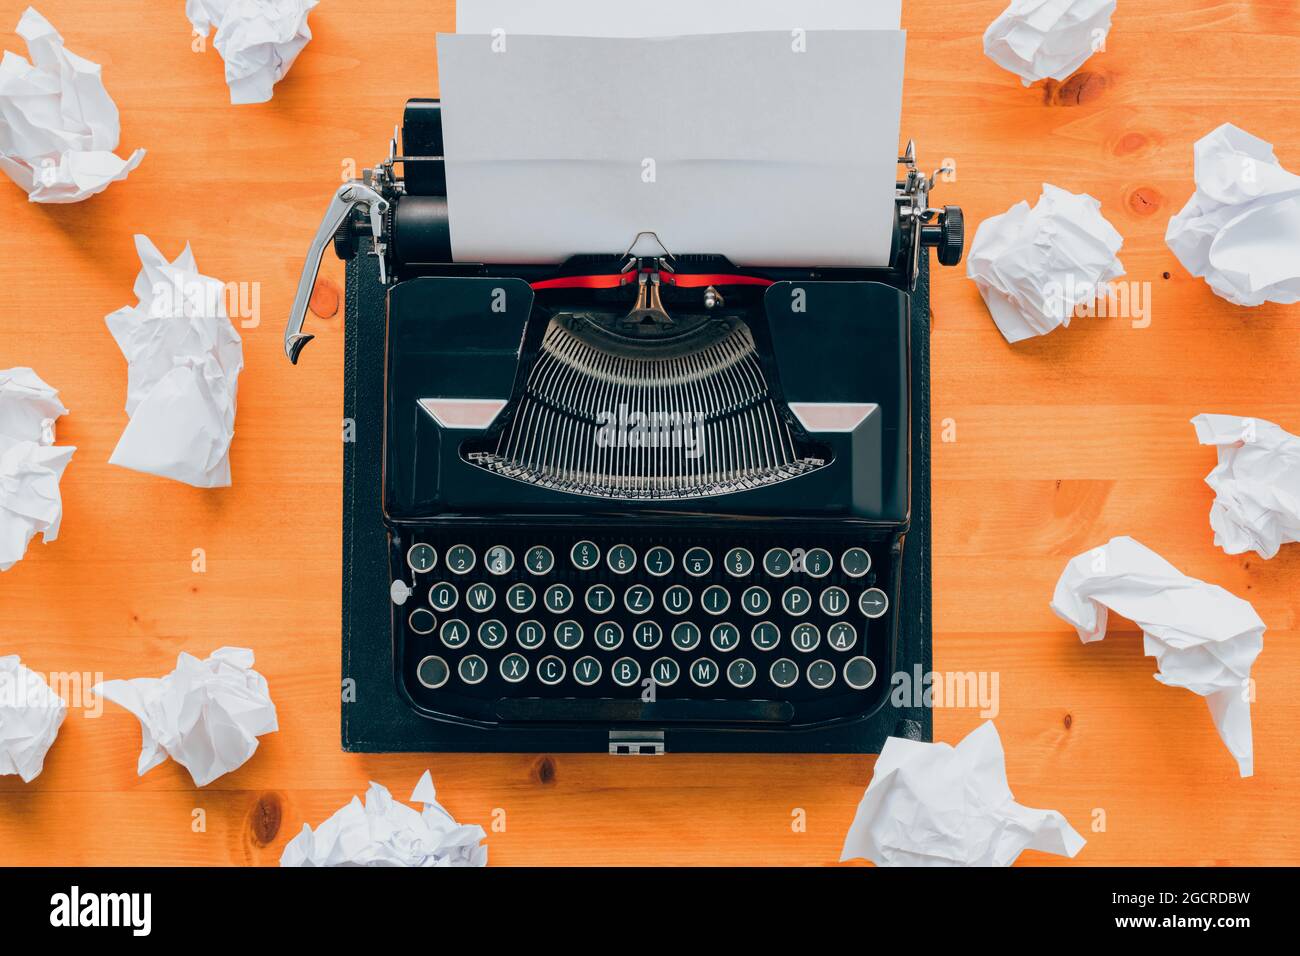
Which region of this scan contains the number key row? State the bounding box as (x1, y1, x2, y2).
(408, 542, 876, 578)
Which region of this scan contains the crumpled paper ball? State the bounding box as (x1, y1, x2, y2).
(104, 235, 243, 488)
(280, 771, 488, 867)
(1166, 123, 1300, 307)
(0, 654, 67, 782)
(0, 367, 75, 571)
(984, 0, 1116, 86)
(840, 721, 1086, 866)
(93, 646, 278, 787)
(967, 183, 1125, 343)
(1051, 535, 1264, 777)
(0, 6, 145, 202)
(187, 0, 318, 105)
(1193, 414, 1300, 560)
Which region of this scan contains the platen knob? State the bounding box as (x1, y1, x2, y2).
(921, 205, 964, 267)
(937, 206, 964, 266)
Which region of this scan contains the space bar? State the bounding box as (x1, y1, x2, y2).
(494, 697, 794, 724)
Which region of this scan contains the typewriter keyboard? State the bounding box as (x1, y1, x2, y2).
(392, 531, 896, 726)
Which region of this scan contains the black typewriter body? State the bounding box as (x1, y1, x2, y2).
(286, 100, 962, 753)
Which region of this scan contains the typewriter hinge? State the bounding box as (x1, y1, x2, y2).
(609, 730, 666, 756)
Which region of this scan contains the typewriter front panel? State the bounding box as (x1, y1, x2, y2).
(383, 272, 911, 735)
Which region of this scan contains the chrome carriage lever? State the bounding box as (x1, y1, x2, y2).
(284, 182, 389, 364)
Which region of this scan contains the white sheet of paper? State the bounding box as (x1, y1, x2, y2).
(0, 367, 75, 572)
(984, 0, 1115, 86)
(1166, 123, 1300, 306)
(457, 0, 900, 35)
(967, 183, 1125, 343)
(1050, 536, 1264, 777)
(93, 646, 278, 787)
(0, 7, 145, 202)
(280, 771, 488, 867)
(0, 655, 67, 782)
(104, 235, 243, 488)
(840, 721, 1086, 867)
(436, 30, 905, 267)
(1193, 414, 1300, 559)
(186, 0, 318, 105)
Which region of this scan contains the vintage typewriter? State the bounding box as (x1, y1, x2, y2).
(285, 101, 961, 754)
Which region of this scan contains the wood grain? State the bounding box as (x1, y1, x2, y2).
(2, 0, 1299, 866)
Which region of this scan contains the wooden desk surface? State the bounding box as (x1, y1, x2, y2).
(2, 0, 1298, 867)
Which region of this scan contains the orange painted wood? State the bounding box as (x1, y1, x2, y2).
(1, 0, 1298, 866)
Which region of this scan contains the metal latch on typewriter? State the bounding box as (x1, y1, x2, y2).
(609, 730, 666, 756)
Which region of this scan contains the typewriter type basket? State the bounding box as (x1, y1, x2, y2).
(467, 314, 826, 500)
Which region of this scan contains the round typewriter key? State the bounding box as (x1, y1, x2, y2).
(763, 547, 793, 577)
(607, 544, 637, 574)
(727, 658, 757, 689)
(751, 621, 780, 651)
(782, 586, 811, 617)
(500, 653, 529, 683)
(440, 619, 471, 649)
(769, 658, 799, 689)
(525, 546, 555, 576)
(791, 622, 821, 653)
(515, 619, 546, 650)
(724, 547, 755, 577)
(505, 582, 536, 613)
(807, 659, 836, 690)
(428, 582, 458, 612)
(570, 540, 600, 571)
(650, 657, 680, 687)
(594, 621, 624, 651)
(478, 619, 508, 649)
(458, 655, 488, 685)
(803, 548, 833, 578)
(537, 655, 566, 686)
(484, 546, 514, 576)
(841, 547, 871, 578)
(573, 656, 602, 686)
(543, 583, 574, 614)
(633, 620, 663, 651)
(683, 547, 713, 577)
(465, 582, 496, 613)
(416, 655, 450, 689)
(671, 621, 702, 652)
(644, 546, 674, 577)
(554, 620, 584, 650)
(741, 586, 771, 616)
(623, 584, 654, 615)
(819, 586, 850, 617)
(827, 621, 858, 652)
(662, 584, 693, 615)
(612, 657, 641, 688)
(407, 543, 437, 573)
(701, 585, 730, 615)
(391, 580, 412, 606)
(844, 656, 877, 690)
(859, 587, 889, 619)
(689, 658, 719, 688)
(710, 622, 741, 652)
(445, 544, 476, 574)
(585, 584, 615, 615)
(408, 608, 436, 635)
